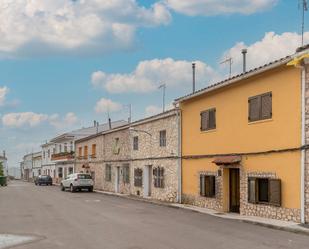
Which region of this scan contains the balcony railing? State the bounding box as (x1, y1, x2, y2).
(51, 152, 75, 161)
(77, 154, 97, 160)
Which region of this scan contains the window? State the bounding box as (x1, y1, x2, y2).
(123, 164, 130, 184)
(59, 144, 62, 153)
(159, 130, 166, 147)
(248, 92, 272, 122)
(52, 148, 56, 155)
(47, 149, 50, 158)
(92, 144, 96, 157)
(43, 151, 45, 159)
(70, 141, 73, 152)
(200, 108, 216, 131)
(105, 164, 112, 181)
(113, 138, 120, 155)
(84, 145, 88, 158)
(133, 136, 139, 150)
(200, 175, 216, 198)
(78, 147, 82, 158)
(134, 168, 143, 187)
(248, 178, 281, 206)
(153, 167, 164, 188)
(68, 167, 73, 175)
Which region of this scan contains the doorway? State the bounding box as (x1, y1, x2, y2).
(115, 167, 120, 193)
(229, 168, 240, 213)
(143, 165, 152, 197)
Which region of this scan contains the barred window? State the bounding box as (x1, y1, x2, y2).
(153, 167, 164, 188)
(159, 130, 166, 147)
(105, 164, 111, 182)
(123, 164, 130, 184)
(134, 168, 143, 187)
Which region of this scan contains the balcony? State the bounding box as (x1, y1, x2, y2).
(51, 152, 75, 161)
(77, 154, 97, 161)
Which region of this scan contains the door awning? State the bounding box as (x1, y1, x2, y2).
(212, 155, 241, 166)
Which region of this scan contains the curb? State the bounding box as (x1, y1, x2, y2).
(93, 189, 309, 236)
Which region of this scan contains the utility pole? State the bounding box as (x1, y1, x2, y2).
(158, 84, 166, 113)
(220, 57, 233, 78)
(300, 0, 308, 46)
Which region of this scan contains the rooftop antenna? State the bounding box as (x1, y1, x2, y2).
(158, 84, 166, 113)
(220, 57, 233, 78)
(124, 104, 132, 123)
(299, 0, 308, 46)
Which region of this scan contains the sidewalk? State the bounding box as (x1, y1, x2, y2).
(94, 189, 309, 236)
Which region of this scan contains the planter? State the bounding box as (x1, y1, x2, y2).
(0, 176, 7, 186)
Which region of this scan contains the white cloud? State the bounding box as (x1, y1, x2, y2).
(2, 112, 49, 128)
(91, 58, 220, 93)
(95, 98, 122, 114)
(2, 112, 78, 129)
(0, 86, 9, 106)
(165, 0, 278, 16)
(221, 32, 309, 75)
(0, 0, 171, 57)
(145, 102, 174, 117)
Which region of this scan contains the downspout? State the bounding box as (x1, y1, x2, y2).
(301, 66, 306, 224)
(176, 108, 182, 203)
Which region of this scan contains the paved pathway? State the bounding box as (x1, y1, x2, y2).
(0, 181, 308, 249)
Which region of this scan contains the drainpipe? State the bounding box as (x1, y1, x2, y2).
(176, 108, 182, 203)
(301, 66, 306, 224)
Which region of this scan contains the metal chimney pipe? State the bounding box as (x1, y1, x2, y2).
(108, 118, 112, 129)
(242, 49, 247, 73)
(192, 63, 196, 93)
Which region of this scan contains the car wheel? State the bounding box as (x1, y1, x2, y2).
(38, 183, 41, 186)
(35, 183, 37, 186)
(70, 184, 75, 193)
(61, 184, 65, 191)
(89, 187, 93, 192)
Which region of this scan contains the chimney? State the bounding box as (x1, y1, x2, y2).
(108, 118, 112, 129)
(192, 62, 196, 93)
(3, 150, 5, 158)
(93, 120, 96, 127)
(242, 49, 247, 73)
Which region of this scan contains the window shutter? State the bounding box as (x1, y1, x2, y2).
(249, 97, 260, 122)
(209, 109, 216, 129)
(248, 178, 257, 203)
(200, 112, 208, 131)
(160, 167, 164, 188)
(269, 179, 281, 206)
(200, 175, 205, 196)
(261, 93, 272, 119)
(209, 175, 216, 197)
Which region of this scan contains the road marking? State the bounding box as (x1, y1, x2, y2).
(85, 199, 101, 203)
(0, 234, 36, 249)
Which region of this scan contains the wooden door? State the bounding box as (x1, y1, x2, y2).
(229, 168, 240, 213)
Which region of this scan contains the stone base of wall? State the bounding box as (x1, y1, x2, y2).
(241, 204, 301, 222)
(182, 194, 222, 211)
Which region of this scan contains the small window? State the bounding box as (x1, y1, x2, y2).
(200, 175, 216, 198)
(58, 167, 63, 178)
(84, 146, 88, 158)
(78, 147, 82, 158)
(134, 168, 143, 187)
(200, 108, 216, 131)
(133, 136, 139, 151)
(64, 143, 67, 153)
(159, 130, 166, 147)
(123, 164, 130, 184)
(248, 178, 281, 206)
(113, 138, 120, 155)
(105, 164, 112, 182)
(248, 92, 272, 122)
(153, 167, 164, 188)
(68, 167, 73, 175)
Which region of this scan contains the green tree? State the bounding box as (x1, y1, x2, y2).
(0, 162, 4, 176)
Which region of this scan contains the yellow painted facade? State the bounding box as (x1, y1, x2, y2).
(180, 65, 302, 219)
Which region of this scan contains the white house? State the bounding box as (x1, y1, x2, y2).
(42, 120, 127, 183)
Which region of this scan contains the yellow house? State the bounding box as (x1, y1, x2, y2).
(175, 45, 309, 223)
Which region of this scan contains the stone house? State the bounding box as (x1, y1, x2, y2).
(75, 109, 181, 202)
(175, 45, 309, 223)
(130, 109, 180, 202)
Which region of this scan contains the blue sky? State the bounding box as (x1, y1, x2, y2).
(0, 0, 308, 168)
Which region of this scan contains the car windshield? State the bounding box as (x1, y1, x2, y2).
(41, 176, 50, 179)
(78, 174, 92, 179)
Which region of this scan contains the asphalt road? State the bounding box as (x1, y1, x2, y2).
(0, 181, 308, 249)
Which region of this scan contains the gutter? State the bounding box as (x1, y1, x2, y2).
(301, 64, 306, 224)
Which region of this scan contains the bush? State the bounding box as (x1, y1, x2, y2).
(0, 162, 4, 177)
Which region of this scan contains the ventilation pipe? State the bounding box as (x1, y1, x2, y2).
(192, 62, 196, 93)
(242, 49, 247, 73)
(108, 118, 112, 129)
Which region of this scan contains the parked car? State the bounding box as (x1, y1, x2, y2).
(35, 175, 53, 186)
(60, 173, 94, 192)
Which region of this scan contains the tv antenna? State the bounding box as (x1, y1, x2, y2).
(299, 0, 308, 46)
(220, 57, 233, 78)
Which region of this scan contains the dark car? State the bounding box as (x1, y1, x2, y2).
(35, 175, 53, 186)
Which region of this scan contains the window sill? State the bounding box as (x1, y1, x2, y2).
(248, 201, 280, 207)
(200, 195, 216, 199)
(200, 129, 216, 134)
(248, 118, 273, 125)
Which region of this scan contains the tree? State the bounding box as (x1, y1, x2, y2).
(0, 162, 4, 176)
